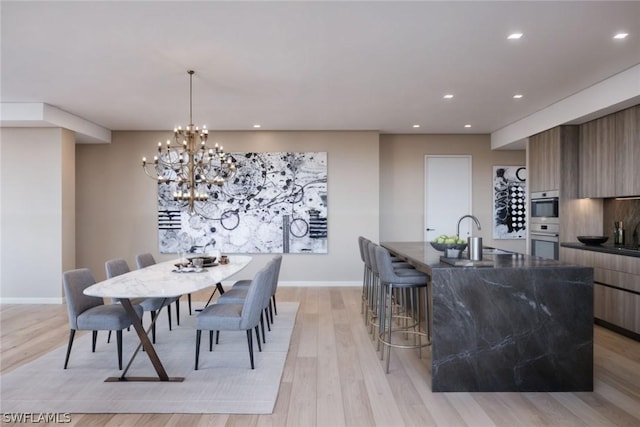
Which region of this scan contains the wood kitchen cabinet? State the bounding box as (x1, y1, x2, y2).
(529, 126, 574, 192)
(615, 105, 640, 196)
(562, 247, 640, 338)
(579, 114, 616, 198)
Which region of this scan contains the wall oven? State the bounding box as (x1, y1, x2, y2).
(530, 222, 560, 260)
(530, 190, 559, 223)
(530, 190, 560, 260)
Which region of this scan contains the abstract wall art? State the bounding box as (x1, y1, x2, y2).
(493, 166, 527, 239)
(157, 152, 328, 254)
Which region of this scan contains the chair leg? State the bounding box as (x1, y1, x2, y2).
(107, 330, 111, 343)
(255, 325, 262, 352)
(246, 329, 255, 369)
(269, 301, 274, 324)
(209, 331, 214, 351)
(64, 329, 76, 369)
(116, 330, 123, 370)
(188, 294, 192, 315)
(264, 309, 271, 332)
(167, 304, 172, 331)
(260, 313, 266, 344)
(175, 299, 180, 326)
(215, 330, 220, 345)
(92, 330, 98, 352)
(195, 330, 202, 370)
(272, 295, 277, 315)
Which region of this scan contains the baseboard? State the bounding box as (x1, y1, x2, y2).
(0, 297, 64, 304)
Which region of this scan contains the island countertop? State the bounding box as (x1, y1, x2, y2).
(381, 241, 594, 393)
(381, 241, 566, 270)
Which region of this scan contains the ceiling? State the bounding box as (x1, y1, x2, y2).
(2, 1, 639, 148)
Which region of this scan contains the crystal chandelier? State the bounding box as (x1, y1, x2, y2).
(142, 70, 236, 214)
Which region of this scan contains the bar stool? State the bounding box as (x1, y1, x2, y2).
(365, 240, 418, 341)
(375, 245, 431, 373)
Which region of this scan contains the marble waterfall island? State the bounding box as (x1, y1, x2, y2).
(382, 242, 594, 392)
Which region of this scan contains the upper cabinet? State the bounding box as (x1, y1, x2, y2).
(615, 105, 640, 196)
(579, 115, 616, 198)
(579, 105, 640, 198)
(529, 126, 578, 194)
(529, 127, 561, 192)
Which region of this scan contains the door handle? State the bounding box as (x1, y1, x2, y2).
(426, 228, 436, 231)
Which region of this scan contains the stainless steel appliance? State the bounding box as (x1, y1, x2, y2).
(530, 222, 559, 260)
(530, 190, 560, 260)
(530, 190, 559, 224)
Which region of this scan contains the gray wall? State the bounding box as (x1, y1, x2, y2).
(76, 131, 380, 285)
(380, 134, 527, 253)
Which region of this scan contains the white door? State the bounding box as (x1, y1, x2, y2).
(424, 155, 473, 241)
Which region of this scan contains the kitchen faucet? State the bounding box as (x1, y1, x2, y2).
(457, 214, 482, 238)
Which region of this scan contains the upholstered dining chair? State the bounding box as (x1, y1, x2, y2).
(135, 253, 182, 326)
(105, 258, 172, 344)
(195, 263, 272, 370)
(217, 256, 281, 342)
(62, 268, 143, 369)
(230, 255, 282, 324)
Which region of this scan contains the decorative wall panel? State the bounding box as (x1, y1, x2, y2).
(158, 152, 328, 254)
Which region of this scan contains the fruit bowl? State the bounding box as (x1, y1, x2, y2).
(430, 241, 468, 253)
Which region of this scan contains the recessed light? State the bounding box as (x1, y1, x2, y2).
(412, 124, 421, 128)
(508, 33, 523, 40)
(253, 124, 261, 128)
(614, 33, 628, 39)
(464, 124, 472, 128)
(513, 94, 523, 99)
(443, 94, 454, 99)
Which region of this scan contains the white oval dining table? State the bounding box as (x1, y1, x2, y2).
(84, 255, 252, 382)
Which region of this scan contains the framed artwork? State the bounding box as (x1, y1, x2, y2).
(157, 152, 328, 254)
(493, 166, 526, 239)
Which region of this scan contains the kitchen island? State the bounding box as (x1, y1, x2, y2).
(382, 241, 594, 392)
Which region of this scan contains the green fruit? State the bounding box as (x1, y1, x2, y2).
(445, 238, 456, 244)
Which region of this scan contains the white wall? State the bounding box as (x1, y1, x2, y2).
(75, 131, 380, 285)
(0, 128, 75, 302)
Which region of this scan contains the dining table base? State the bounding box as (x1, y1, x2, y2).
(110, 298, 180, 382)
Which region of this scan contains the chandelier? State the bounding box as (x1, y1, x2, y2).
(142, 70, 236, 213)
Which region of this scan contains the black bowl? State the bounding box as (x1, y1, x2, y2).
(577, 236, 608, 245)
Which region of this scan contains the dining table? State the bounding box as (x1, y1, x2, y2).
(84, 255, 252, 382)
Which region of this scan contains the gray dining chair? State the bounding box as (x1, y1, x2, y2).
(105, 258, 173, 344)
(230, 255, 282, 323)
(217, 256, 281, 342)
(62, 268, 143, 370)
(135, 253, 182, 326)
(195, 264, 271, 370)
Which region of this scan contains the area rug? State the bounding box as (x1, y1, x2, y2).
(0, 302, 299, 414)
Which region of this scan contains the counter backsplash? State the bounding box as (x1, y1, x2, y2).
(603, 199, 640, 245)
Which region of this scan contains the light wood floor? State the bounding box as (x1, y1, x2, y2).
(2, 286, 640, 426)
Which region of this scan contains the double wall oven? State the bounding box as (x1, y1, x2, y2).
(530, 190, 560, 260)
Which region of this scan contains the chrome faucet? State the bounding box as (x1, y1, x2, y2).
(457, 214, 482, 238)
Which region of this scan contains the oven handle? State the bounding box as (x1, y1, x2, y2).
(531, 197, 558, 203)
(530, 232, 559, 242)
